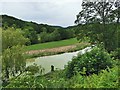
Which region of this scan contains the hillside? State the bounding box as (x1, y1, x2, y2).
(1, 15, 62, 30)
(1, 15, 79, 45)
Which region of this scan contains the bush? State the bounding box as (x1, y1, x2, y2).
(111, 48, 120, 60)
(65, 47, 113, 78)
(26, 63, 39, 75)
(71, 66, 118, 88)
(5, 66, 118, 88)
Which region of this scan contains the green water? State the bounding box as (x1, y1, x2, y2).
(27, 46, 92, 74)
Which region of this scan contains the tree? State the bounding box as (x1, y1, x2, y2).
(2, 27, 28, 80)
(39, 31, 48, 43)
(2, 27, 29, 51)
(23, 26, 38, 44)
(40, 30, 61, 43)
(114, 0, 120, 23)
(2, 45, 26, 79)
(75, 0, 114, 24)
(75, 0, 118, 51)
(51, 30, 61, 41)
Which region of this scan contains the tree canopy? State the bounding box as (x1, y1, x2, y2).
(2, 27, 28, 80)
(75, 0, 120, 52)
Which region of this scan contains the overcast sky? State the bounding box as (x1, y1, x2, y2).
(0, 0, 82, 27)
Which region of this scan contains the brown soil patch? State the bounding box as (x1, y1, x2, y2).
(26, 45, 77, 55)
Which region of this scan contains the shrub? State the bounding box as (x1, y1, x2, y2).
(65, 47, 113, 78)
(71, 66, 118, 88)
(26, 63, 39, 75)
(5, 66, 118, 88)
(111, 48, 120, 60)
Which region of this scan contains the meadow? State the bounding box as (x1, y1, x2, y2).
(25, 38, 78, 51)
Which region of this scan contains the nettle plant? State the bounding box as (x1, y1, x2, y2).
(65, 47, 113, 78)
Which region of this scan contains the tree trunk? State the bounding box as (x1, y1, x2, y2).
(5, 67, 9, 79)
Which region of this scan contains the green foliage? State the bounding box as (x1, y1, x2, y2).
(0, 28, 2, 55)
(2, 27, 29, 50)
(111, 48, 120, 59)
(4, 66, 118, 88)
(23, 26, 38, 44)
(75, 1, 120, 52)
(2, 27, 28, 79)
(2, 15, 76, 45)
(39, 29, 74, 43)
(75, 23, 119, 52)
(38, 31, 60, 43)
(2, 45, 26, 78)
(25, 38, 78, 51)
(102, 24, 118, 51)
(58, 28, 75, 40)
(51, 30, 61, 41)
(75, 24, 104, 43)
(117, 24, 120, 48)
(26, 63, 39, 75)
(65, 47, 113, 78)
(71, 66, 118, 88)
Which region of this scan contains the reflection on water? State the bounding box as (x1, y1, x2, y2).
(27, 46, 92, 74)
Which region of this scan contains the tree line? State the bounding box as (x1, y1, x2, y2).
(1, 15, 75, 45)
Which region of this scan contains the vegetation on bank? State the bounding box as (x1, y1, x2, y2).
(65, 47, 114, 78)
(5, 66, 119, 88)
(26, 42, 90, 58)
(25, 38, 90, 58)
(4, 47, 119, 88)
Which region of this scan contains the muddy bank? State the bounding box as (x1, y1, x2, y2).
(26, 45, 77, 55)
(26, 43, 90, 58)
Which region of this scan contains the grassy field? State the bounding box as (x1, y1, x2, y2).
(25, 38, 78, 51)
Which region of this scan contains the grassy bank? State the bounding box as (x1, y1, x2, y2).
(25, 38, 78, 51)
(26, 43, 90, 58)
(25, 38, 90, 58)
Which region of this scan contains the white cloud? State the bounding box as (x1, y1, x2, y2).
(1, 0, 82, 27)
(1, 0, 82, 3)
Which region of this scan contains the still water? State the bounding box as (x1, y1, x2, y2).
(27, 46, 92, 74)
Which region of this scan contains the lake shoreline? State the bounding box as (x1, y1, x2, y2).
(26, 45, 93, 75)
(26, 42, 90, 59)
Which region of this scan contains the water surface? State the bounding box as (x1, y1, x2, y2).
(27, 46, 92, 74)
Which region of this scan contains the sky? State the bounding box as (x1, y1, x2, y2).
(0, 0, 82, 27)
